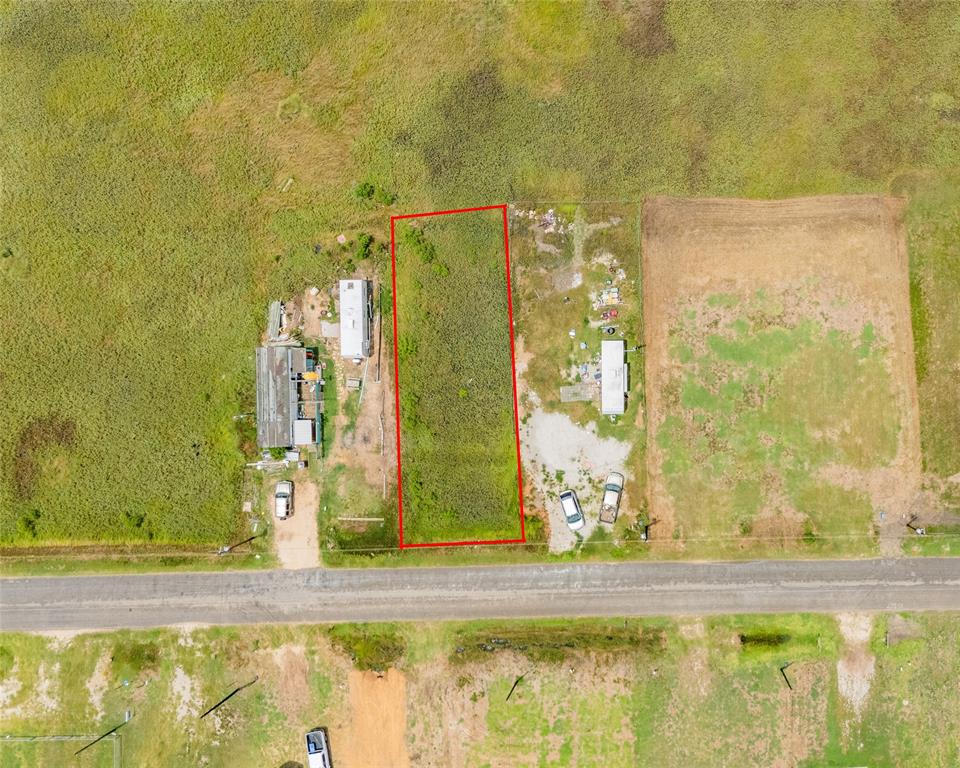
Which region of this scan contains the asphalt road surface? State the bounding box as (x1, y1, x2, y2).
(2, 558, 959, 632)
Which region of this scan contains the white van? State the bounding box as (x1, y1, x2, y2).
(560, 490, 585, 531)
(274, 480, 294, 520)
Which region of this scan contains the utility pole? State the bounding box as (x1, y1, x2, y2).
(75, 711, 132, 755)
(200, 676, 259, 720)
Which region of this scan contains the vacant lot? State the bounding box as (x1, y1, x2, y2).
(3, 614, 960, 766)
(393, 209, 522, 544)
(642, 197, 921, 555)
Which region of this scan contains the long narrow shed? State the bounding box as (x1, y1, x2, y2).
(255, 346, 307, 448)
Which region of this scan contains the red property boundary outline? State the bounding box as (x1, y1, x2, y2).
(389, 204, 526, 548)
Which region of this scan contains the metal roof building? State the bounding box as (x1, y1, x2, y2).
(255, 346, 307, 448)
(600, 340, 627, 416)
(339, 279, 372, 359)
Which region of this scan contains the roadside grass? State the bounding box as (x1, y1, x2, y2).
(3, 614, 960, 765)
(393, 211, 522, 544)
(2, 0, 959, 557)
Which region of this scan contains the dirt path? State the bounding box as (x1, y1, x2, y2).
(334, 668, 409, 768)
(274, 477, 320, 570)
(836, 613, 876, 720)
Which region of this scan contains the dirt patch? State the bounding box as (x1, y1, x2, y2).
(34, 661, 60, 713)
(86, 652, 110, 720)
(334, 668, 409, 768)
(642, 196, 922, 541)
(885, 614, 922, 646)
(773, 661, 829, 768)
(325, 290, 397, 493)
(267, 644, 312, 720)
(12, 416, 76, 501)
(0, 662, 23, 718)
(836, 613, 876, 720)
(274, 476, 321, 570)
(520, 409, 632, 551)
(171, 666, 198, 722)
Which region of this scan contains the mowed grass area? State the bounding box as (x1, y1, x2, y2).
(658, 293, 898, 554)
(393, 211, 522, 544)
(3, 614, 960, 767)
(1, 1, 959, 551)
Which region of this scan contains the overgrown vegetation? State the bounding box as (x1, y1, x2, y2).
(328, 624, 405, 671)
(393, 212, 521, 543)
(2, 1, 958, 548)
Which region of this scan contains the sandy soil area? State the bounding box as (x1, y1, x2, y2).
(836, 613, 876, 721)
(274, 476, 320, 569)
(641, 196, 922, 542)
(520, 409, 632, 551)
(334, 668, 409, 768)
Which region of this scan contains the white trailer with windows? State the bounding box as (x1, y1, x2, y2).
(600, 340, 627, 415)
(339, 279, 373, 359)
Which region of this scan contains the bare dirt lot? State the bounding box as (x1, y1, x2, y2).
(336, 668, 410, 768)
(642, 196, 922, 549)
(274, 476, 320, 569)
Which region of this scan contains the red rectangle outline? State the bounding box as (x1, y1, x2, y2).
(390, 204, 526, 548)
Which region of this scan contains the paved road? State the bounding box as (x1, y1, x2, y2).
(2, 558, 959, 632)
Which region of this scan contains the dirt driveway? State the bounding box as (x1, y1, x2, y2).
(332, 668, 409, 768)
(274, 476, 320, 570)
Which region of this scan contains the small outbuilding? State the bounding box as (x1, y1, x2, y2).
(600, 340, 627, 416)
(339, 279, 373, 359)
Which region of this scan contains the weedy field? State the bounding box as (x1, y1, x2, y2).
(2, 613, 959, 767)
(393, 210, 522, 544)
(1, 1, 958, 552)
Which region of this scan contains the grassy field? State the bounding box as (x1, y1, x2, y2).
(1, 1, 958, 550)
(658, 294, 896, 553)
(393, 211, 522, 544)
(2, 613, 959, 766)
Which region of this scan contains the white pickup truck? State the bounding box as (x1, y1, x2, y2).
(599, 472, 624, 525)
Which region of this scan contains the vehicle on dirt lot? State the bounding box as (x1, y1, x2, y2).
(599, 472, 624, 524)
(560, 489, 585, 531)
(274, 480, 294, 520)
(305, 727, 332, 768)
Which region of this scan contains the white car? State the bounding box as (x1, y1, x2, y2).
(274, 480, 294, 520)
(599, 472, 624, 525)
(560, 489, 585, 531)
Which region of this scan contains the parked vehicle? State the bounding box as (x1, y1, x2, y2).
(599, 472, 624, 524)
(560, 489, 585, 531)
(601, 309, 619, 320)
(274, 480, 294, 519)
(305, 727, 332, 768)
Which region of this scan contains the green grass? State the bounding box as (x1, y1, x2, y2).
(657, 293, 898, 553)
(4, 614, 960, 766)
(1, 0, 958, 551)
(393, 211, 521, 544)
(899, 172, 960, 477)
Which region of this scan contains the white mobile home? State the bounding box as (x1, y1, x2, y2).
(339, 279, 373, 359)
(600, 340, 627, 416)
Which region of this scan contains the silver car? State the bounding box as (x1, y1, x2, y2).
(599, 472, 624, 525)
(274, 480, 294, 520)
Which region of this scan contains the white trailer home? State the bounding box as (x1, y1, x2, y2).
(339, 279, 373, 359)
(600, 339, 627, 416)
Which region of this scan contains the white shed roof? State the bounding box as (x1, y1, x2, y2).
(600, 340, 627, 415)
